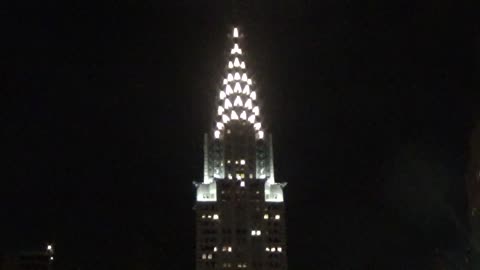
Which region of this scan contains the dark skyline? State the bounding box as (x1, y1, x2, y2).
(2, 1, 479, 269)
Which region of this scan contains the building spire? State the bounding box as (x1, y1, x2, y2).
(212, 26, 264, 141)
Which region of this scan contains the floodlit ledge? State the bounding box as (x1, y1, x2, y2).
(264, 183, 286, 202)
(196, 182, 217, 202)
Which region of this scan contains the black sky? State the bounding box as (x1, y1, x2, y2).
(2, 1, 479, 269)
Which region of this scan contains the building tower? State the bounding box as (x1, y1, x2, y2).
(194, 27, 287, 270)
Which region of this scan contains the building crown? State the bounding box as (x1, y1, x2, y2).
(212, 27, 264, 140)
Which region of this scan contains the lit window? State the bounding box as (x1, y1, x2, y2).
(250, 91, 256, 100)
(258, 130, 264, 139)
(214, 130, 220, 139)
(217, 122, 224, 130)
(266, 247, 270, 252)
(244, 98, 252, 109)
(213, 214, 219, 220)
(222, 246, 227, 252)
(231, 44, 242, 54)
(207, 215, 211, 218)
(236, 174, 242, 180)
(228, 73, 233, 81)
(264, 214, 268, 219)
(241, 62, 246, 69)
(234, 72, 241, 80)
(228, 174, 233, 180)
(50, 256, 54, 261)
(254, 123, 261, 130)
(226, 84, 233, 95)
(231, 110, 239, 120)
(256, 230, 261, 236)
(208, 254, 212, 259)
(240, 111, 247, 120)
(275, 215, 280, 220)
(228, 61, 233, 68)
(242, 85, 250, 95)
(251, 230, 256, 236)
(219, 91, 226, 100)
(214, 247, 218, 252)
(278, 247, 282, 252)
(235, 160, 238, 164)
(240, 181, 245, 187)
(233, 27, 239, 38)
(271, 247, 276, 252)
(228, 247, 232, 252)
(248, 115, 255, 124)
(222, 114, 230, 123)
(227, 160, 231, 163)
(234, 58, 240, 67)
(202, 215, 206, 219)
(247, 78, 252, 85)
(240, 159, 245, 165)
(241, 73, 248, 81)
(202, 254, 207, 259)
(234, 96, 243, 107)
(47, 245, 53, 251)
(252, 106, 259, 116)
(224, 98, 232, 109)
(234, 82, 242, 93)
(217, 106, 224, 115)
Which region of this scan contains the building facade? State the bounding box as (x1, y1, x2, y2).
(467, 123, 480, 268)
(194, 27, 287, 270)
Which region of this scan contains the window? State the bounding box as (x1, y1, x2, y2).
(264, 214, 269, 219)
(275, 215, 280, 220)
(213, 214, 219, 220)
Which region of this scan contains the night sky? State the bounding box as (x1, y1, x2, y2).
(2, 1, 479, 269)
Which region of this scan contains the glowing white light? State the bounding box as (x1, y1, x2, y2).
(47, 245, 52, 251)
(250, 91, 256, 100)
(240, 159, 245, 165)
(214, 247, 218, 252)
(231, 110, 239, 120)
(264, 214, 269, 219)
(222, 114, 230, 123)
(248, 114, 255, 124)
(266, 247, 270, 252)
(242, 85, 250, 95)
(252, 106, 259, 115)
(228, 247, 232, 252)
(208, 254, 212, 259)
(233, 27, 239, 38)
(234, 72, 240, 80)
(50, 256, 54, 261)
(234, 82, 242, 93)
(247, 79, 252, 85)
(278, 247, 282, 252)
(240, 111, 247, 120)
(213, 214, 219, 220)
(242, 73, 248, 81)
(224, 99, 232, 109)
(241, 62, 246, 69)
(258, 130, 264, 139)
(254, 122, 261, 130)
(228, 61, 233, 68)
(202, 254, 207, 259)
(275, 214, 280, 220)
(226, 84, 233, 95)
(227, 73, 233, 81)
(234, 58, 240, 67)
(231, 44, 242, 54)
(208, 215, 211, 218)
(219, 91, 226, 100)
(223, 79, 228, 85)
(257, 230, 261, 236)
(240, 181, 245, 187)
(234, 96, 243, 107)
(217, 122, 224, 130)
(251, 230, 256, 236)
(202, 215, 206, 218)
(214, 130, 220, 139)
(271, 247, 276, 252)
(236, 174, 241, 180)
(244, 98, 252, 109)
(218, 106, 224, 115)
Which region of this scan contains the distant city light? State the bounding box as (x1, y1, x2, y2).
(233, 28, 239, 38)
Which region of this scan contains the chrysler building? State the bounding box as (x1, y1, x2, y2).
(194, 27, 288, 270)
